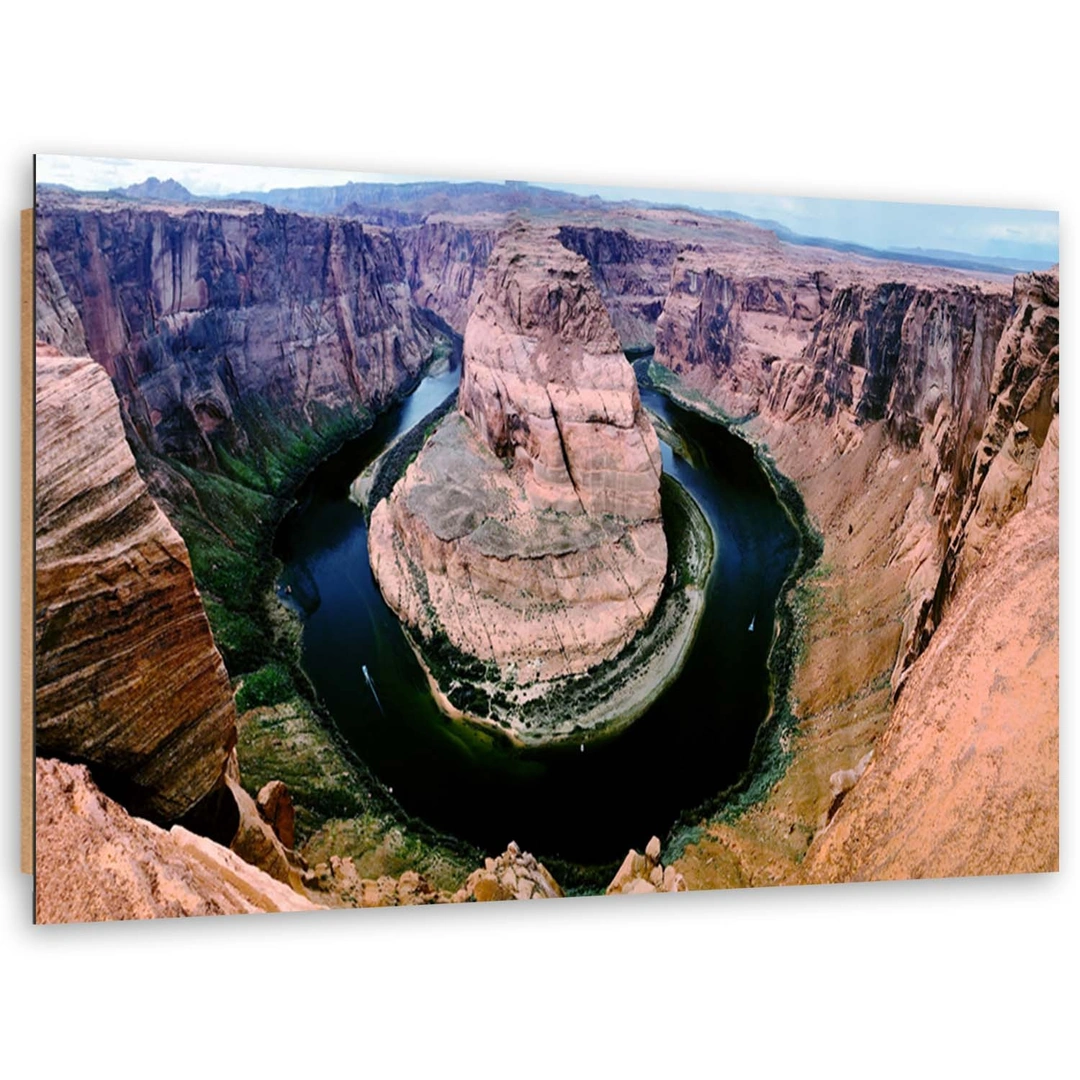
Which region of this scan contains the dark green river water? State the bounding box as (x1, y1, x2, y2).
(275, 359, 799, 869)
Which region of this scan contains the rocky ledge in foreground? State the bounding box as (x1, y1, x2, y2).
(369, 225, 707, 744)
(35, 758, 320, 922)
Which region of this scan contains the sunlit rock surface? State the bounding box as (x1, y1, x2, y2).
(34, 347, 237, 825)
(34, 759, 320, 923)
(370, 225, 667, 703)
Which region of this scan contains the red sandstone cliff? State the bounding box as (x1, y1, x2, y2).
(35, 347, 237, 826)
(369, 225, 666, 718)
(659, 264, 1058, 888)
(653, 248, 1032, 688)
(35, 192, 444, 470)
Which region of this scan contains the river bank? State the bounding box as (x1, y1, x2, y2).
(643, 362, 922, 886)
(156, 343, 491, 894)
(635, 363, 826, 857)
(275, 355, 801, 869)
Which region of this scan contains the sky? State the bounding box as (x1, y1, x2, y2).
(37, 154, 1059, 264)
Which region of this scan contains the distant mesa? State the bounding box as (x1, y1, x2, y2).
(110, 176, 196, 203)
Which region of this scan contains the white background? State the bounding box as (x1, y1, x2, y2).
(2, 3, 1074, 1075)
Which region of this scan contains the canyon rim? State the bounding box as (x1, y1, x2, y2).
(27, 154, 1059, 922)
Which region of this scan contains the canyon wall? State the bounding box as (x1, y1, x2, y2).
(556, 226, 679, 352)
(653, 250, 1030, 686)
(932, 271, 1059, 599)
(398, 220, 498, 333)
(655, 251, 835, 416)
(35, 195, 444, 471)
(369, 225, 667, 718)
(799, 285, 1060, 880)
(33, 183, 1058, 897)
(35, 347, 237, 826)
(660, 262, 1058, 888)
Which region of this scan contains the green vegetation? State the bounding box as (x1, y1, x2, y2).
(235, 697, 479, 890)
(146, 390, 377, 678)
(235, 698, 368, 838)
(141, 344, 486, 885)
(641, 359, 757, 426)
(234, 662, 296, 713)
(661, 823, 705, 865)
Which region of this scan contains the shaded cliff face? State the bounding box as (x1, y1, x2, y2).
(369, 226, 666, 703)
(398, 220, 498, 333)
(556, 226, 679, 352)
(655, 253, 835, 416)
(939, 272, 1059, 581)
(35, 196, 442, 470)
(35, 349, 237, 824)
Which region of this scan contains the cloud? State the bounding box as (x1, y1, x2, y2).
(979, 219, 1060, 245)
(36, 154, 438, 196)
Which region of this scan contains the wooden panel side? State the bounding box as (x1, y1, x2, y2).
(21, 208, 34, 875)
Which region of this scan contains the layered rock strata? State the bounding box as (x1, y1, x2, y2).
(35, 348, 237, 824)
(34, 346, 313, 913)
(35, 192, 443, 470)
(369, 226, 668, 736)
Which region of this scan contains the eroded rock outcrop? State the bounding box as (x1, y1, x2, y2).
(256, 779, 297, 850)
(304, 841, 562, 907)
(607, 835, 687, 895)
(35, 348, 237, 825)
(454, 841, 563, 902)
(369, 226, 668, 736)
(34, 759, 320, 923)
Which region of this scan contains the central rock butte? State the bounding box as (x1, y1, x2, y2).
(368, 224, 673, 741)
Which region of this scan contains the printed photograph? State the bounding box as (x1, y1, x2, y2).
(30, 155, 1059, 922)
